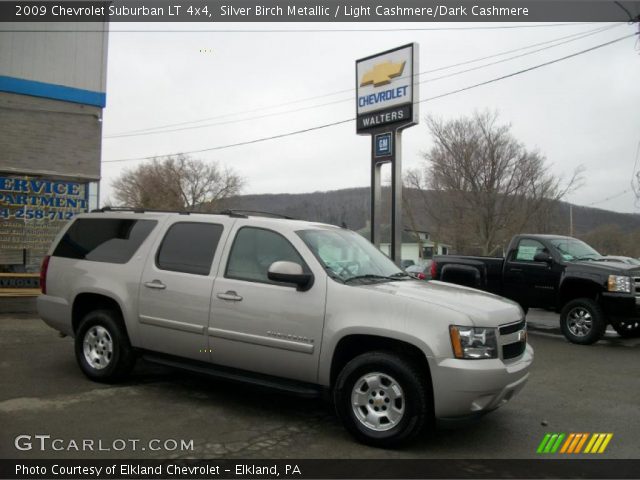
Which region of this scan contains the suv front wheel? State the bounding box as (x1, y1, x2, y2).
(333, 351, 431, 447)
(75, 309, 136, 382)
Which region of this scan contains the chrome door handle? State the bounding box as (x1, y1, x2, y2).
(217, 291, 243, 301)
(144, 280, 166, 290)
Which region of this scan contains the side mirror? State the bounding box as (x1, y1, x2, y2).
(267, 261, 313, 291)
(534, 252, 552, 263)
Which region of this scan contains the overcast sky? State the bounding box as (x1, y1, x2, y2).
(100, 22, 640, 213)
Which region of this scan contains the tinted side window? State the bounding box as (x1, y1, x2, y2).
(157, 222, 223, 275)
(53, 218, 157, 264)
(226, 227, 307, 284)
(514, 239, 547, 262)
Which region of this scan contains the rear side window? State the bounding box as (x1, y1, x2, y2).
(53, 218, 157, 264)
(156, 222, 223, 275)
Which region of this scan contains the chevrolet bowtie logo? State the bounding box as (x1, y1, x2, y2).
(360, 61, 406, 87)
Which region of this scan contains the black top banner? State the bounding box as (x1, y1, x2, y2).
(0, 0, 639, 23)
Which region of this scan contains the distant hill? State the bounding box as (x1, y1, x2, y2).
(219, 187, 640, 238)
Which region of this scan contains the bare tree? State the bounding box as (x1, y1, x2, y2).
(407, 111, 583, 255)
(112, 154, 244, 211)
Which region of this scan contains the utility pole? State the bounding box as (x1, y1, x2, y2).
(569, 204, 573, 237)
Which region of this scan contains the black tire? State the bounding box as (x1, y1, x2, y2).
(559, 298, 607, 345)
(612, 319, 640, 338)
(333, 351, 431, 448)
(74, 309, 136, 382)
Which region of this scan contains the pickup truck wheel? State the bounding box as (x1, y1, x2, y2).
(333, 352, 430, 447)
(74, 310, 136, 383)
(560, 299, 606, 345)
(612, 319, 640, 338)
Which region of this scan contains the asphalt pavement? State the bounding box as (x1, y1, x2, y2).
(0, 311, 638, 459)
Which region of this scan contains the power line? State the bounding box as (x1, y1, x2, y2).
(104, 24, 621, 139)
(584, 189, 632, 207)
(4, 22, 601, 34)
(415, 32, 637, 104)
(105, 23, 621, 138)
(102, 32, 638, 164)
(103, 119, 354, 163)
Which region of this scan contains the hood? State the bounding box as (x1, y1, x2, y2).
(568, 261, 640, 277)
(359, 279, 523, 327)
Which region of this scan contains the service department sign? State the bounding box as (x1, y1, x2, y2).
(356, 43, 419, 134)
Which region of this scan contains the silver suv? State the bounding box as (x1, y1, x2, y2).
(38, 210, 533, 447)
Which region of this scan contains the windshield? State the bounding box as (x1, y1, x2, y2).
(297, 228, 407, 283)
(549, 238, 601, 261)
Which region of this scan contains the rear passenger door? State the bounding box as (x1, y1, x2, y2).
(137, 218, 234, 361)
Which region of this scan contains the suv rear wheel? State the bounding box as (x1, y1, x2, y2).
(333, 351, 430, 447)
(75, 309, 136, 382)
(560, 298, 606, 345)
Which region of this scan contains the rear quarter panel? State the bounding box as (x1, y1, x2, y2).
(37, 214, 168, 345)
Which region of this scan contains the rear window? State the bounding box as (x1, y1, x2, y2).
(53, 218, 157, 264)
(156, 222, 223, 275)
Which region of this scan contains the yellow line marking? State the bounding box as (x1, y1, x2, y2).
(590, 433, 606, 453)
(598, 434, 613, 453)
(584, 433, 598, 453)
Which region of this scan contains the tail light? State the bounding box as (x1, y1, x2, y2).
(40, 255, 50, 294)
(417, 273, 426, 280)
(430, 261, 437, 279)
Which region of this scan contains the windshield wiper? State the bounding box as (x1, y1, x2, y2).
(575, 255, 599, 261)
(344, 274, 398, 284)
(389, 272, 411, 279)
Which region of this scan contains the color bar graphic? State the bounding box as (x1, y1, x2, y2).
(537, 433, 613, 454)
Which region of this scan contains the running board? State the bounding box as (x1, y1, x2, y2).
(141, 352, 323, 398)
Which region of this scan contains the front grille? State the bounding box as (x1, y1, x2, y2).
(499, 319, 526, 335)
(503, 341, 526, 359)
(634, 278, 640, 299)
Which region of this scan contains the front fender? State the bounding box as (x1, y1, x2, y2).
(317, 280, 470, 386)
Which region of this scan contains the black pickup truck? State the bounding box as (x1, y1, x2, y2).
(431, 234, 640, 344)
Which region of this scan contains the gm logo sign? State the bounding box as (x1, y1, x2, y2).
(537, 433, 613, 454)
(374, 133, 392, 158)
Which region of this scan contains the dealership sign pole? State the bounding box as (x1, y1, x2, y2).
(356, 43, 419, 265)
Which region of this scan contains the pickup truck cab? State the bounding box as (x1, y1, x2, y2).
(432, 234, 640, 345)
(38, 209, 532, 447)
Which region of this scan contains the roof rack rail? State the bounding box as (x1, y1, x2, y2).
(219, 209, 295, 220)
(91, 206, 191, 215)
(90, 206, 294, 220)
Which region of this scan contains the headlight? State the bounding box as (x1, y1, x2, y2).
(449, 325, 498, 359)
(607, 275, 632, 293)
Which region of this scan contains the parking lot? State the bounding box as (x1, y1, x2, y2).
(0, 310, 638, 459)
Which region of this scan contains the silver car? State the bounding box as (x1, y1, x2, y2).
(38, 211, 533, 447)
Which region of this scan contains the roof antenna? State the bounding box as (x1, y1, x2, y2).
(340, 221, 348, 229)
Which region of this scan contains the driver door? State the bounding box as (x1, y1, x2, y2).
(503, 238, 559, 309)
(208, 223, 326, 383)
